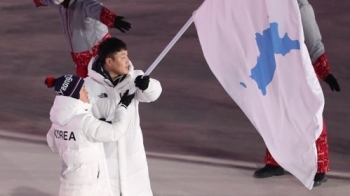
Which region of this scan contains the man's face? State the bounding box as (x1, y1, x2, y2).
(106, 49, 130, 76)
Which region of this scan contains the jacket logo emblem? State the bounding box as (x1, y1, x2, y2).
(98, 93, 108, 98)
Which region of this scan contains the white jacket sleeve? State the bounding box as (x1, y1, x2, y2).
(83, 0, 104, 21)
(82, 106, 128, 142)
(298, 0, 325, 62)
(135, 78, 162, 102)
(46, 126, 58, 153)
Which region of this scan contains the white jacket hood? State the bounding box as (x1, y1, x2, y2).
(50, 96, 91, 126)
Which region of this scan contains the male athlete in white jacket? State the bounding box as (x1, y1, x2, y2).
(84, 37, 162, 196)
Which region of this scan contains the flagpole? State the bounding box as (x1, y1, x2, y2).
(129, 16, 194, 95)
(144, 16, 194, 75)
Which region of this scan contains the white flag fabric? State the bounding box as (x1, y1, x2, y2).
(193, 0, 324, 189)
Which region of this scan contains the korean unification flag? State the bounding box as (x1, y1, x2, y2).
(193, 0, 324, 189)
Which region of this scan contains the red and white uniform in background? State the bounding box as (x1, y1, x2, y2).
(33, 0, 119, 77)
(265, 0, 331, 173)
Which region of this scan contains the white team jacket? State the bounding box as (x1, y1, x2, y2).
(47, 96, 129, 196)
(84, 57, 162, 196)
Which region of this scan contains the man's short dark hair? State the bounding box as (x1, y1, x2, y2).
(98, 37, 127, 64)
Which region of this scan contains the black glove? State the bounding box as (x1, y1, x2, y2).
(114, 16, 131, 33)
(118, 90, 135, 108)
(135, 75, 150, 91)
(324, 74, 340, 92)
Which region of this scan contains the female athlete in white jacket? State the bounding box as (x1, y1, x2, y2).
(45, 74, 134, 196)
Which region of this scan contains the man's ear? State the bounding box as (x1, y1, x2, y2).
(105, 58, 113, 68)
